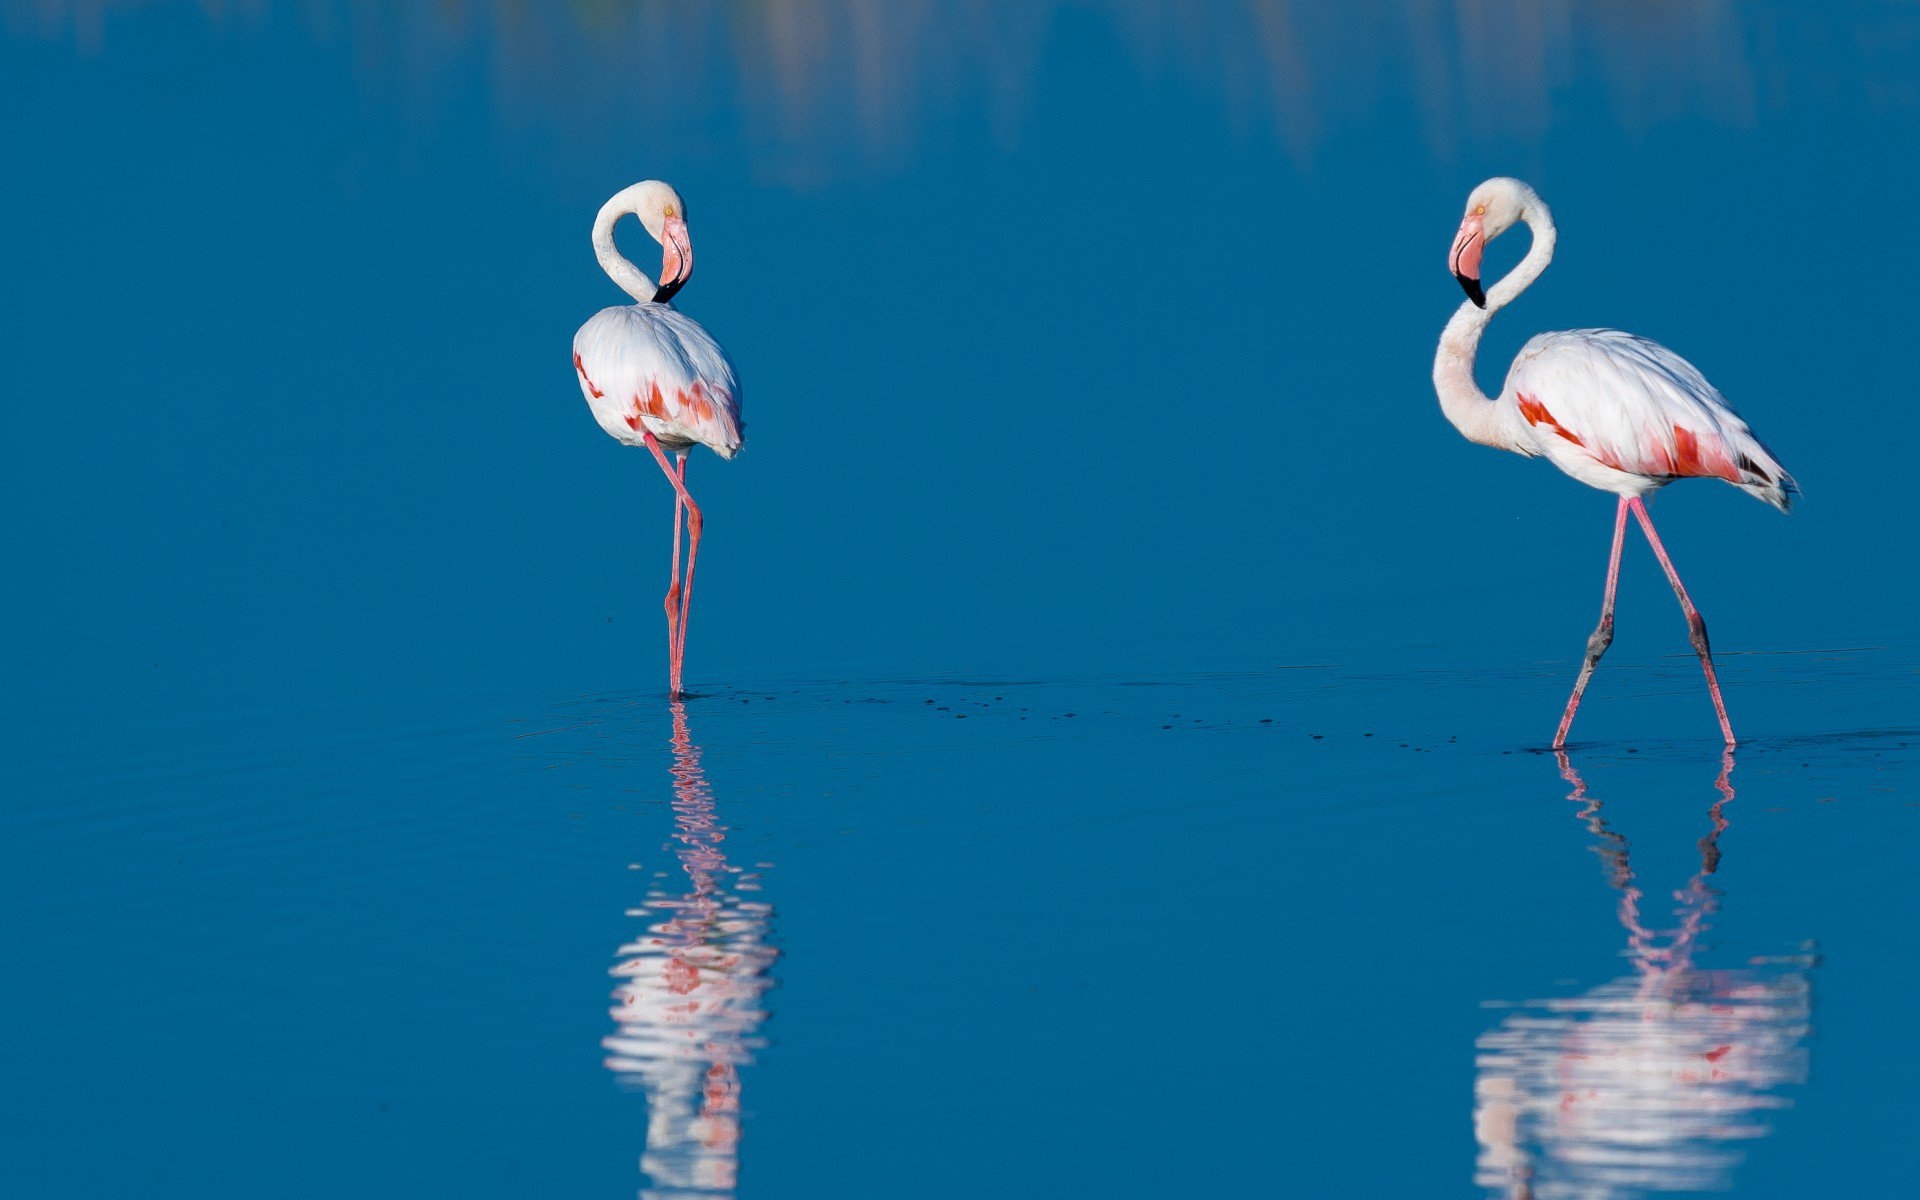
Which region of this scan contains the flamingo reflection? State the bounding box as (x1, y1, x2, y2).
(1474, 753, 1814, 1200)
(604, 702, 776, 1200)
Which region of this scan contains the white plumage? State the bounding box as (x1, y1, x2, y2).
(573, 303, 743, 457)
(1500, 328, 1793, 511)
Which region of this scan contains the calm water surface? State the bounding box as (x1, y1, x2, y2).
(5, 3, 1919, 1196)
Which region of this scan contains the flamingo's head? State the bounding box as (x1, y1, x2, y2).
(1450, 177, 1538, 309)
(630, 180, 693, 304)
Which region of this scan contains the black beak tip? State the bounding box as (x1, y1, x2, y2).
(652, 278, 685, 304)
(1455, 273, 1486, 309)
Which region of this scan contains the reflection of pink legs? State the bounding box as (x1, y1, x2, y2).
(1554, 498, 1629, 748)
(643, 435, 702, 698)
(1555, 747, 1739, 994)
(1629, 497, 1736, 746)
(1700, 748, 1735, 874)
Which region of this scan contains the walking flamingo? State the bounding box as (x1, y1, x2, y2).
(574, 180, 744, 698)
(1434, 177, 1795, 747)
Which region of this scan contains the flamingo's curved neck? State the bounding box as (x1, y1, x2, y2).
(1432, 202, 1557, 451)
(593, 197, 660, 303)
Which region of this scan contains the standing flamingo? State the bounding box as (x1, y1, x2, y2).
(1434, 178, 1795, 747)
(574, 180, 744, 698)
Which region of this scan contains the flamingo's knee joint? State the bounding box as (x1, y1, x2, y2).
(1585, 620, 1614, 661)
(1686, 612, 1711, 657)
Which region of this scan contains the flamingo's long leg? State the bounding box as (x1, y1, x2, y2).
(671, 454, 698, 673)
(1628, 496, 1736, 746)
(665, 454, 686, 669)
(1554, 498, 1630, 748)
(675, 455, 701, 682)
(642, 434, 702, 698)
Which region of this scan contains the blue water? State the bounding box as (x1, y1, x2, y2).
(5, 4, 1919, 1196)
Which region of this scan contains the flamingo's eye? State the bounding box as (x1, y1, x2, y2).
(1473, 204, 1486, 216)
(664, 205, 677, 218)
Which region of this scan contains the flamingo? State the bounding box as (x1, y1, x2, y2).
(574, 180, 744, 698)
(1434, 177, 1795, 747)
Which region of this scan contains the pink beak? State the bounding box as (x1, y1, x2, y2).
(1450, 213, 1486, 308)
(654, 214, 692, 304)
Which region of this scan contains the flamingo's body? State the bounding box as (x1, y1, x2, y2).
(1495, 329, 1791, 511)
(574, 305, 742, 459)
(1434, 178, 1795, 747)
(573, 180, 744, 697)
